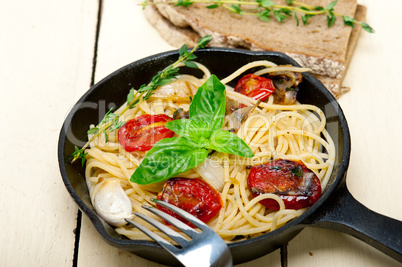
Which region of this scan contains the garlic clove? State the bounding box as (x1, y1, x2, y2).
(92, 179, 134, 227)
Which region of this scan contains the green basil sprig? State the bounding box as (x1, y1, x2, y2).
(131, 74, 254, 185)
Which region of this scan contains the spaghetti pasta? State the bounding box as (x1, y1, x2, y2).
(84, 60, 335, 242)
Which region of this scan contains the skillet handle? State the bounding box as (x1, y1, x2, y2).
(306, 181, 402, 262)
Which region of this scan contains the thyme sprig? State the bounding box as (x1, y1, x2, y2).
(71, 35, 213, 165)
(141, 0, 374, 33)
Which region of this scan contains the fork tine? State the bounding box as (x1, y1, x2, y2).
(125, 218, 180, 254)
(127, 200, 233, 267)
(133, 212, 191, 247)
(143, 204, 203, 240)
(151, 198, 211, 232)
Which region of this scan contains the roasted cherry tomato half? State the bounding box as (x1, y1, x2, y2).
(234, 73, 276, 102)
(247, 159, 321, 210)
(157, 178, 223, 227)
(118, 114, 174, 152)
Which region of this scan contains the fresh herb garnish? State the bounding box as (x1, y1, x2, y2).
(131, 75, 254, 185)
(269, 165, 282, 170)
(141, 0, 374, 33)
(290, 166, 304, 178)
(71, 35, 213, 164)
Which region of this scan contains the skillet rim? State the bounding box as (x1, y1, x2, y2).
(58, 47, 351, 254)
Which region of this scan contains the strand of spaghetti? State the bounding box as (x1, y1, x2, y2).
(215, 158, 232, 231)
(274, 129, 330, 153)
(118, 103, 141, 122)
(226, 89, 326, 133)
(85, 159, 125, 180)
(119, 148, 142, 168)
(254, 66, 311, 76)
(253, 151, 273, 160)
(214, 180, 231, 232)
(220, 60, 278, 84)
(175, 61, 211, 80)
(245, 113, 274, 149)
(138, 99, 151, 114)
(116, 227, 151, 241)
(220, 195, 241, 230)
(270, 111, 320, 139)
(106, 153, 132, 180)
(238, 171, 250, 206)
(293, 153, 329, 170)
(223, 195, 236, 218)
(244, 193, 286, 211)
(229, 165, 241, 179)
(231, 204, 263, 230)
(271, 209, 304, 231)
(274, 110, 317, 134)
(222, 192, 241, 228)
(151, 98, 164, 114)
(248, 121, 271, 152)
(86, 147, 120, 167)
(108, 153, 153, 203)
(236, 113, 271, 145)
(88, 172, 114, 183)
(284, 133, 302, 155)
(234, 180, 269, 227)
(89, 133, 119, 152)
(256, 136, 270, 153)
(277, 135, 289, 154)
(218, 223, 274, 236)
(319, 129, 336, 189)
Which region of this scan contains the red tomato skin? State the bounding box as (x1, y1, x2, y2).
(118, 114, 174, 152)
(247, 159, 321, 210)
(157, 178, 223, 227)
(234, 74, 276, 102)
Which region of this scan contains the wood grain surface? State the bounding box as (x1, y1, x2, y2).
(1, 0, 401, 266)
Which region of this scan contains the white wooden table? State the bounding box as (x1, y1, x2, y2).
(1, 0, 402, 266)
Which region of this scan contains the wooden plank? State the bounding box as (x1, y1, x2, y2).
(77, 1, 172, 265)
(93, 0, 174, 84)
(0, 0, 98, 266)
(287, 0, 402, 265)
(288, 228, 401, 267)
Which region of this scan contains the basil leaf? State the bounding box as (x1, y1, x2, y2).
(189, 75, 226, 136)
(165, 118, 210, 145)
(131, 137, 209, 185)
(207, 130, 254, 158)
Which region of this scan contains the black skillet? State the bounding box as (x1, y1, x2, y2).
(58, 47, 402, 265)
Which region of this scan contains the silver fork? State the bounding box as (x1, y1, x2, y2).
(125, 199, 233, 267)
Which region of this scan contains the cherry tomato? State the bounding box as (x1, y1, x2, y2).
(157, 178, 223, 227)
(247, 159, 321, 210)
(234, 74, 276, 102)
(118, 114, 174, 152)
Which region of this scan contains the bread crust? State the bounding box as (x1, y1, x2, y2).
(144, 1, 366, 98)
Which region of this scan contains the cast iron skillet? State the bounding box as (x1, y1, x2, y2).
(58, 48, 402, 265)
